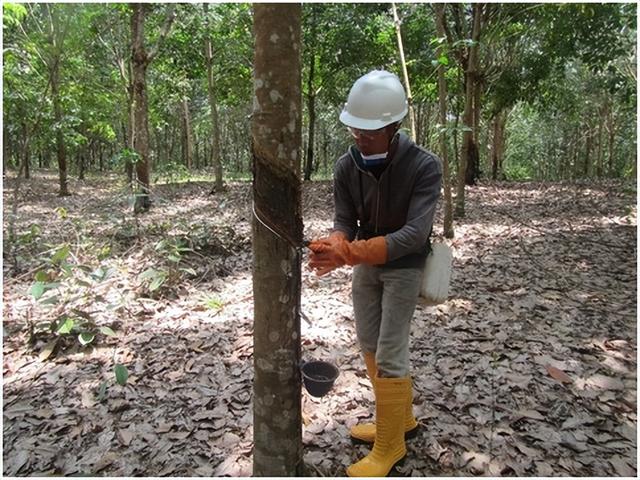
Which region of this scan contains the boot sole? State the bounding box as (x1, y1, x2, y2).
(350, 424, 419, 445)
(346, 454, 407, 477)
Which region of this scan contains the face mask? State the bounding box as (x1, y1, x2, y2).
(360, 152, 388, 166)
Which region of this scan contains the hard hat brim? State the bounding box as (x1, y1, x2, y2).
(339, 108, 407, 130)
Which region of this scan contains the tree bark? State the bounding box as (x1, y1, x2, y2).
(435, 4, 454, 239)
(51, 56, 69, 195)
(490, 109, 507, 180)
(252, 4, 303, 476)
(392, 2, 416, 140)
(465, 71, 482, 185)
(130, 3, 175, 212)
(182, 97, 193, 170)
(455, 3, 482, 217)
(21, 122, 30, 180)
(303, 6, 318, 182)
(596, 100, 606, 177)
(204, 3, 224, 190)
(584, 124, 592, 178)
(607, 105, 616, 176)
(131, 4, 152, 211)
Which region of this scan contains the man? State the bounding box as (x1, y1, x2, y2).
(308, 70, 442, 477)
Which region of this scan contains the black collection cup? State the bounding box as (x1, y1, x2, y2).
(301, 360, 340, 397)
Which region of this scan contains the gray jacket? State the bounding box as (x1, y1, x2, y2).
(333, 132, 442, 268)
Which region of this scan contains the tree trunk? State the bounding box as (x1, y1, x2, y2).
(130, 3, 175, 211)
(596, 101, 606, 178)
(392, 2, 416, 140)
(465, 73, 482, 185)
(252, 4, 303, 476)
(131, 4, 151, 211)
(78, 151, 85, 180)
(435, 4, 454, 239)
(584, 125, 592, 178)
(304, 11, 317, 182)
(455, 3, 482, 217)
(463, 4, 482, 187)
(607, 105, 616, 176)
(51, 56, 69, 195)
(490, 109, 507, 180)
(21, 122, 30, 180)
(204, 2, 224, 190)
(182, 97, 193, 170)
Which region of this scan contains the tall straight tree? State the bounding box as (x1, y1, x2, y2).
(130, 3, 175, 212)
(203, 2, 224, 190)
(45, 4, 71, 196)
(454, 3, 482, 217)
(434, 4, 454, 239)
(251, 3, 303, 476)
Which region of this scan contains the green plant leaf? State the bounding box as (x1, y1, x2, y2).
(97, 380, 108, 402)
(30, 282, 45, 300)
(78, 332, 95, 346)
(99, 326, 116, 337)
(114, 364, 128, 386)
(51, 244, 71, 264)
(167, 254, 182, 263)
(139, 268, 159, 279)
(34, 271, 48, 282)
(149, 274, 166, 291)
(56, 317, 74, 335)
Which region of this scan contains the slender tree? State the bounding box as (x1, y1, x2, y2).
(434, 4, 454, 239)
(454, 3, 482, 218)
(251, 3, 303, 476)
(130, 3, 175, 213)
(203, 2, 224, 190)
(45, 4, 71, 196)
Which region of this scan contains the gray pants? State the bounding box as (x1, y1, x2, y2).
(352, 264, 423, 377)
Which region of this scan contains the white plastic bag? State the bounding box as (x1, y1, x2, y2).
(419, 242, 452, 305)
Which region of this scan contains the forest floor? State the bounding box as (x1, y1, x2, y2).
(2, 171, 637, 477)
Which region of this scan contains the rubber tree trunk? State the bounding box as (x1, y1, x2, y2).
(51, 56, 69, 195)
(455, 2, 482, 218)
(130, 3, 175, 212)
(490, 109, 508, 180)
(435, 4, 454, 239)
(252, 4, 303, 476)
(465, 73, 482, 185)
(607, 105, 616, 175)
(21, 122, 30, 180)
(204, 2, 224, 190)
(182, 97, 193, 170)
(131, 4, 152, 212)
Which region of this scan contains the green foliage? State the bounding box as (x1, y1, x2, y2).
(27, 246, 121, 359)
(154, 161, 191, 184)
(201, 295, 224, 311)
(2, 3, 636, 183)
(138, 237, 194, 295)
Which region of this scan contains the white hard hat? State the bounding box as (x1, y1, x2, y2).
(339, 70, 408, 130)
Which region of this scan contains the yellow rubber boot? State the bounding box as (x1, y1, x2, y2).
(347, 377, 410, 477)
(350, 354, 418, 443)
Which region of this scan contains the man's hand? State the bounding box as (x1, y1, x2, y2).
(307, 233, 388, 276)
(308, 231, 348, 276)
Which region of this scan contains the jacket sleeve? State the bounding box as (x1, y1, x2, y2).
(333, 158, 358, 241)
(385, 154, 442, 261)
